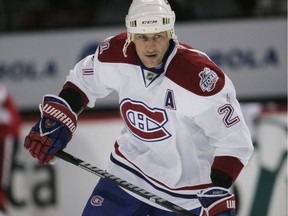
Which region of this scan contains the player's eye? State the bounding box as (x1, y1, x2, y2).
(153, 33, 166, 41)
(154, 34, 162, 39)
(136, 35, 147, 40)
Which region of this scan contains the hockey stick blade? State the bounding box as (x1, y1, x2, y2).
(55, 150, 197, 216)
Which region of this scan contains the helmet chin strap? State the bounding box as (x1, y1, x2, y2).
(122, 38, 130, 58)
(122, 32, 134, 57)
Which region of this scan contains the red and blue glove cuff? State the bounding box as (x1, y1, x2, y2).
(39, 94, 77, 138)
(198, 187, 236, 216)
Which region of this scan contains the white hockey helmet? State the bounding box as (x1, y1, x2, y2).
(123, 0, 177, 56)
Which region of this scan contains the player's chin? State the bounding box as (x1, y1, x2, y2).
(143, 58, 159, 68)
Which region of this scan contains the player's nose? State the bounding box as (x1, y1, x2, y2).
(145, 38, 157, 50)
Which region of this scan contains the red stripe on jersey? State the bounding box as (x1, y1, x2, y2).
(211, 156, 244, 181)
(62, 81, 89, 108)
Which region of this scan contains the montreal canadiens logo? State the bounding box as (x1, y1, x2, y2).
(90, 195, 104, 206)
(199, 67, 219, 92)
(120, 99, 171, 142)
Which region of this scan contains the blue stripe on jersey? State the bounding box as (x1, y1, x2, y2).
(110, 154, 198, 199)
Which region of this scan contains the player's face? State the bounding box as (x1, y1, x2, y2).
(133, 32, 170, 68)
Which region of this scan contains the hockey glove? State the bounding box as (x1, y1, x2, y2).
(24, 94, 77, 165)
(197, 187, 235, 216)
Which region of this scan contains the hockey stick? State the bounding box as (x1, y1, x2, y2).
(55, 150, 197, 216)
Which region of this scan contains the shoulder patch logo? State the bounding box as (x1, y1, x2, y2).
(199, 67, 219, 92)
(99, 37, 112, 54)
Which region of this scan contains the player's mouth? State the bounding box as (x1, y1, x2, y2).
(145, 53, 157, 58)
(141, 53, 160, 67)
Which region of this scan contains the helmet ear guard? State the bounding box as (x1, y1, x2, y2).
(123, 0, 177, 57)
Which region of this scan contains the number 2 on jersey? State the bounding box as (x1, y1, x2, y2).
(218, 104, 240, 127)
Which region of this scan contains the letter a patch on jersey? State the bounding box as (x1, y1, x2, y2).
(164, 89, 176, 110)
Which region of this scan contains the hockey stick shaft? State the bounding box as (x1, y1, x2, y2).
(55, 150, 197, 216)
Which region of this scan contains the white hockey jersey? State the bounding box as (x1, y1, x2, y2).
(65, 32, 253, 210)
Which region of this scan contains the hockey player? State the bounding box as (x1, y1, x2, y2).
(0, 84, 21, 216)
(24, 0, 254, 215)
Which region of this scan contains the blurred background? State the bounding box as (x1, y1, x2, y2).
(0, 0, 286, 31)
(0, 0, 287, 215)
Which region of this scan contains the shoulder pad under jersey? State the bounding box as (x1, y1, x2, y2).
(97, 32, 138, 65)
(166, 48, 225, 96)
